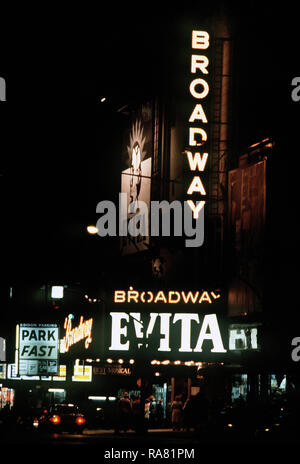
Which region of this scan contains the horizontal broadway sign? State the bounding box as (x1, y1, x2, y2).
(114, 288, 221, 304)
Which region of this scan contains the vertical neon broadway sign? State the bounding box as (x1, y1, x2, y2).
(185, 30, 210, 219)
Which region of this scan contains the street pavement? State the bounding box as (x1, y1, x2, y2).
(1, 425, 298, 455)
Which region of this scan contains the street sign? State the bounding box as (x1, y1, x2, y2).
(17, 323, 59, 376)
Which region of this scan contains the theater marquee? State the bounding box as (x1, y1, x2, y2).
(107, 287, 227, 360)
(108, 312, 227, 355)
(114, 288, 221, 304)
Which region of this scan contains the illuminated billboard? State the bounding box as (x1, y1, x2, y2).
(108, 311, 226, 355)
(105, 288, 228, 361)
(120, 102, 152, 255)
(16, 323, 59, 376)
(228, 323, 262, 351)
(183, 30, 210, 219)
(72, 365, 92, 382)
(60, 315, 93, 354)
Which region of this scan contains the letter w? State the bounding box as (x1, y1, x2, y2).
(181, 291, 199, 303)
(186, 151, 208, 171)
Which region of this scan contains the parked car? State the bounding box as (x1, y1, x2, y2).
(255, 405, 300, 443)
(212, 401, 282, 443)
(37, 404, 86, 433)
(16, 407, 47, 430)
(83, 405, 105, 429)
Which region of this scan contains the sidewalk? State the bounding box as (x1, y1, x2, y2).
(80, 427, 201, 445)
(83, 428, 174, 435)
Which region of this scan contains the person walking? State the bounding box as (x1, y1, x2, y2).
(171, 395, 183, 431)
(155, 400, 164, 427)
(132, 395, 142, 433)
(182, 396, 194, 431)
(193, 392, 209, 432)
(118, 392, 132, 432)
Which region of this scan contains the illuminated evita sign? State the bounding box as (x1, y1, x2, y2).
(111, 288, 224, 354)
(62, 316, 93, 353)
(185, 30, 210, 219)
(109, 312, 226, 354)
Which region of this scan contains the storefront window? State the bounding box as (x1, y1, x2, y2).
(0, 387, 15, 409)
(0, 364, 6, 379)
(231, 374, 247, 403)
(48, 388, 66, 405)
(270, 374, 286, 398)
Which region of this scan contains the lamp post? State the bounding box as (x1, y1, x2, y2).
(87, 225, 99, 235)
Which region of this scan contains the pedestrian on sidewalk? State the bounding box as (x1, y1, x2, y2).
(171, 395, 183, 431)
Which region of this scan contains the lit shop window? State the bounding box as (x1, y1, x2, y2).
(48, 388, 66, 404)
(0, 364, 6, 379)
(53, 365, 66, 381)
(0, 387, 15, 409)
(72, 365, 92, 382)
(231, 374, 248, 403)
(270, 375, 286, 396)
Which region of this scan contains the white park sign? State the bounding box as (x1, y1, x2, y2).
(17, 323, 59, 376)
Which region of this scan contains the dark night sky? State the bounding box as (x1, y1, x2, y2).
(0, 2, 299, 286)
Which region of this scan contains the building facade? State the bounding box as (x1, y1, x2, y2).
(1, 7, 298, 423)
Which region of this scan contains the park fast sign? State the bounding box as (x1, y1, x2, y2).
(16, 323, 59, 376)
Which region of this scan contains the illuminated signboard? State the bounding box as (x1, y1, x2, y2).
(16, 324, 59, 376)
(184, 30, 210, 219)
(107, 287, 227, 360)
(61, 315, 93, 353)
(114, 288, 220, 304)
(53, 365, 66, 381)
(93, 366, 132, 376)
(120, 102, 153, 255)
(228, 324, 262, 351)
(108, 312, 226, 356)
(72, 365, 92, 382)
